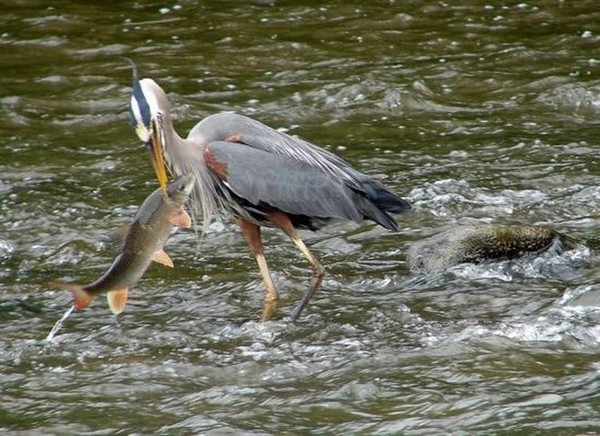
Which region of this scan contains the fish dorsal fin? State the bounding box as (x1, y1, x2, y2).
(168, 209, 192, 228)
(153, 249, 174, 267)
(107, 288, 129, 315)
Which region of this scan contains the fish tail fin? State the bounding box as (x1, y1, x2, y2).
(106, 288, 129, 315)
(48, 281, 95, 311)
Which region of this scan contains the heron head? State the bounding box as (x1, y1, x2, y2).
(129, 71, 170, 195)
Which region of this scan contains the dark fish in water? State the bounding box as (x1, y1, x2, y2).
(49, 175, 194, 314)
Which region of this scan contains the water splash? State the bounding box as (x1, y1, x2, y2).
(45, 305, 75, 342)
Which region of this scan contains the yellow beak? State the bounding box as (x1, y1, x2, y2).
(148, 121, 169, 196)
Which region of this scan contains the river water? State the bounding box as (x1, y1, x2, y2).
(2, 1, 600, 434)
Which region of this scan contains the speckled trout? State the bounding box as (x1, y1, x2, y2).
(50, 175, 194, 314)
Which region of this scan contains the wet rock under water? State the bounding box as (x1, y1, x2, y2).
(407, 225, 578, 273)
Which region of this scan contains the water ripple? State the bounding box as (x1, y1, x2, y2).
(2, 1, 600, 434)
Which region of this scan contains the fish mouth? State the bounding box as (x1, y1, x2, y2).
(146, 118, 169, 196)
(166, 174, 195, 199)
(180, 174, 195, 195)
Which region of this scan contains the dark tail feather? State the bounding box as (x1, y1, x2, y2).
(355, 196, 400, 232)
(362, 179, 411, 213)
(372, 189, 411, 214)
(372, 210, 399, 232)
(350, 179, 410, 231)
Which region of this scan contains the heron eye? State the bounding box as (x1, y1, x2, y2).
(153, 113, 164, 132)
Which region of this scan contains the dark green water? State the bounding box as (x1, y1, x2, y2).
(2, 1, 600, 434)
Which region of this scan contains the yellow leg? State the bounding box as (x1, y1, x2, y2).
(267, 211, 325, 321)
(236, 218, 279, 321)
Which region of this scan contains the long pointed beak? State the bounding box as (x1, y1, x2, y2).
(147, 122, 169, 195)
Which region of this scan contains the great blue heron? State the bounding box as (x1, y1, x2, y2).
(128, 65, 411, 321)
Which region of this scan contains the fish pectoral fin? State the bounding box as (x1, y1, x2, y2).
(49, 281, 95, 311)
(168, 209, 192, 228)
(152, 249, 174, 267)
(107, 288, 129, 315)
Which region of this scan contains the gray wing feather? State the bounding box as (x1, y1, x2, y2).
(189, 113, 365, 191)
(207, 141, 365, 222)
(190, 113, 406, 230)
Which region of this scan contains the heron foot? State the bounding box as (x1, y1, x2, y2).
(260, 299, 277, 321)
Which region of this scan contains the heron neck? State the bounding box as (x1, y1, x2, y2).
(161, 112, 180, 144)
(160, 115, 186, 175)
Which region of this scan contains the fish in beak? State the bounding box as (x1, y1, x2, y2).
(147, 117, 169, 196)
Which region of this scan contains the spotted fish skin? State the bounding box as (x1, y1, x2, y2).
(49, 175, 194, 313)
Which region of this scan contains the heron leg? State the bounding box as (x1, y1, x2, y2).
(266, 211, 325, 321)
(236, 218, 279, 321)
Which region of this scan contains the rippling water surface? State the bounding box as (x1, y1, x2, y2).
(2, 1, 600, 434)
